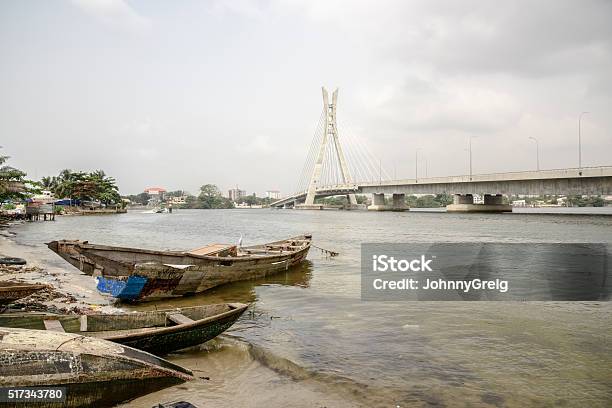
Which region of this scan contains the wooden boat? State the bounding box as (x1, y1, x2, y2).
(0, 327, 193, 407)
(47, 234, 311, 301)
(0, 303, 247, 355)
(0, 281, 48, 305)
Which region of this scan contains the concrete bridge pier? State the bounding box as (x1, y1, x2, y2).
(447, 194, 511, 213)
(367, 193, 408, 211)
(391, 193, 408, 211)
(343, 194, 362, 210)
(367, 193, 386, 211)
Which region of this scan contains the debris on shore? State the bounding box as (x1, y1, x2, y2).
(0, 264, 43, 274)
(3, 286, 93, 314)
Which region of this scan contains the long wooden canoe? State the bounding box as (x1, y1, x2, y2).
(0, 281, 48, 306)
(47, 235, 311, 301)
(0, 327, 193, 407)
(0, 303, 247, 355)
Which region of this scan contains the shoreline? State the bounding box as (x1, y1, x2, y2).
(0, 219, 113, 314)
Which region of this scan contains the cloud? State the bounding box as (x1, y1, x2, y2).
(70, 0, 151, 33)
(282, 0, 612, 78)
(207, 0, 267, 19)
(362, 75, 522, 134)
(1, 0, 610, 194)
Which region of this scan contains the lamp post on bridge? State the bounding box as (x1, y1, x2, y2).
(468, 136, 477, 180)
(528, 136, 540, 171)
(578, 111, 589, 170)
(415, 148, 421, 182)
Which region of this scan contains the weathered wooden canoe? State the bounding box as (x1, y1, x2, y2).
(0, 303, 247, 355)
(0, 281, 48, 305)
(0, 327, 193, 408)
(47, 235, 311, 301)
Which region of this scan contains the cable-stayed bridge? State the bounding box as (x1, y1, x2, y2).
(271, 88, 612, 212)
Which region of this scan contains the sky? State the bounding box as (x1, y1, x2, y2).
(1, 0, 611, 196)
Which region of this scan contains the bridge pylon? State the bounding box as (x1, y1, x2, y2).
(301, 87, 357, 208)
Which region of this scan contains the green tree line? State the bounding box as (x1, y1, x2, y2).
(41, 169, 121, 205)
(124, 185, 234, 209)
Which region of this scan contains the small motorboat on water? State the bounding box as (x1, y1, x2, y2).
(0, 327, 193, 407)
(0, 281, 48, 306)
(47, 235, 312, 302)
(0, 303, 248, 355)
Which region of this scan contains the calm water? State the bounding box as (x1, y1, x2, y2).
(9, 209, 612, 407)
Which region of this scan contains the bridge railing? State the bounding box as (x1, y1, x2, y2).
(358, 166, 612, 187)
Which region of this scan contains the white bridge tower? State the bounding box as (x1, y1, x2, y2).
(303, 87, 357, 207)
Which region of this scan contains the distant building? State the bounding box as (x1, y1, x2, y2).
(228, 188, 246, 202)
(169, 195, 188, 205)
(512, 200, 526, 207)
(144, 187, 166, 206)
(266, 190, 281, 200)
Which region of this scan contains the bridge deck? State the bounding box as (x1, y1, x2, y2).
(272, 166, 612, 207)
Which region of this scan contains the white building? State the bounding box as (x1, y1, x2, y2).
(169, 196, 187, 205)
(144, 187, 166, 206)
(228, 188, 246, 202)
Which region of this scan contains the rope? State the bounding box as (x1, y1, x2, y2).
(312, 244, 339, 257)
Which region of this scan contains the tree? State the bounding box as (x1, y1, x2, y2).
(46, 169, 121, 206)
(166, 190, 184, 197)
(136, 192, 150, 205)
(243, 194, 258, 206)
(434, 193, 453, 206)
(0, 151, 36, 201)
(40, 176, 58, 190)
(197, 184, 234, 209)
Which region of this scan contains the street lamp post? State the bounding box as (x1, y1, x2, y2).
(468, 136, 477, 180)
(415, 148, 421, 181)
(578, 111, 589, 170)
(528, 136, 540, 171)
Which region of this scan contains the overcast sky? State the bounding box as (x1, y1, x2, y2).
(1, 0, 611, 195)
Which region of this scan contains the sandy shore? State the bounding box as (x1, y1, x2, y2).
(0, 219, 114, 313)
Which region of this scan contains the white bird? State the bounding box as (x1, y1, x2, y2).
(237, 233, 243, 247)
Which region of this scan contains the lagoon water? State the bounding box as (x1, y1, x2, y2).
(9, 209, 612, 407)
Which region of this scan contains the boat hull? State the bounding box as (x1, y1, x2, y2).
(113, 306, 245, 354)
(0, 328, 193, 408)
(48, 235, 311, 301)
(0, 303, 247, 355)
